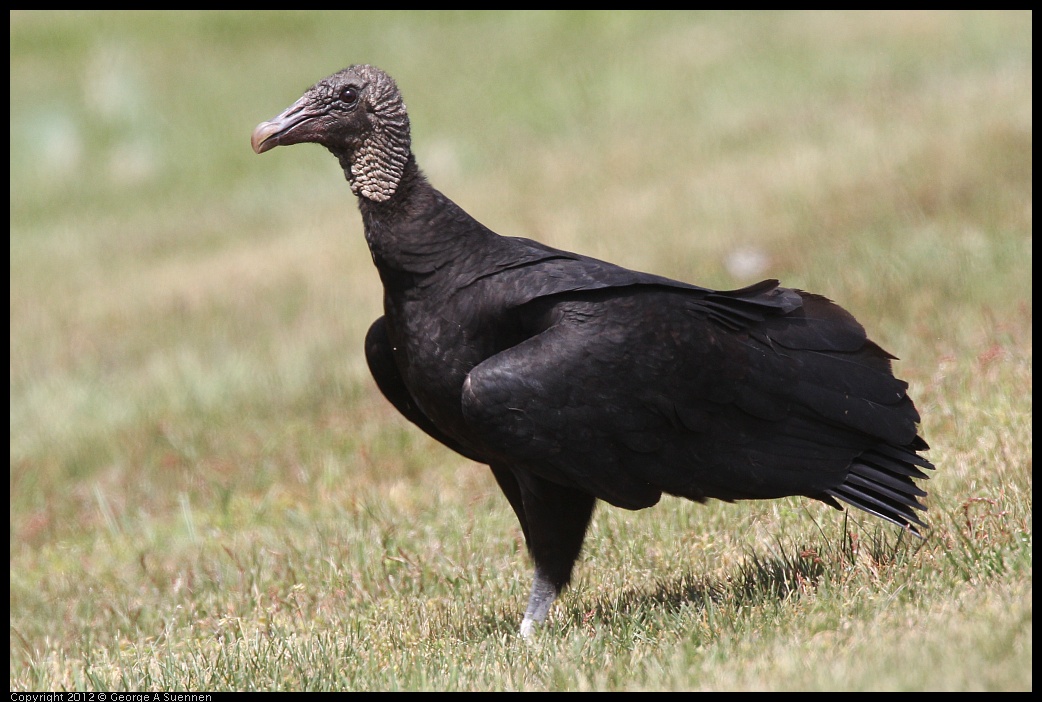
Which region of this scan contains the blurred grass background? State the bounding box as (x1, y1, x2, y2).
(10, 10, 1031, 691)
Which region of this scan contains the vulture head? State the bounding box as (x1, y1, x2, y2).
(251, 64, 411, 202)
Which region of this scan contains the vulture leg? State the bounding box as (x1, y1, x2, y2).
(509, 471, 597, 638)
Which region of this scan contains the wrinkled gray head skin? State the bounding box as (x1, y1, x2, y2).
(252, 64, 411, 202)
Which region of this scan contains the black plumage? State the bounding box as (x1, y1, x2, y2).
(252, 64, 934, 637)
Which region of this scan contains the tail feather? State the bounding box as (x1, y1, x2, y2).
(825, 445, 935, 536)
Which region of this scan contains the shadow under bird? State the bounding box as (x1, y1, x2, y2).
(252, 64, 934, 638)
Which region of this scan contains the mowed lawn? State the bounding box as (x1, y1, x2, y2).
(10, 11, 1031, 691)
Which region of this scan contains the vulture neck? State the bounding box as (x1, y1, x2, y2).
(354, 154, 494, 285)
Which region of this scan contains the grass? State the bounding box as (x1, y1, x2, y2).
(10, 10, 1031, 691)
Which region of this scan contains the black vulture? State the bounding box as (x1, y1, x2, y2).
(252, 64, 933, 638)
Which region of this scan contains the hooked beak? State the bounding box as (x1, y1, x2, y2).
(251, 95, 316, 154)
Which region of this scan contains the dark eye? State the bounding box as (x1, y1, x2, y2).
(339, 86, 359, 105)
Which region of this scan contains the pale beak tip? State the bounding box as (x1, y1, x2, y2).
(251, 121, 280, 154)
